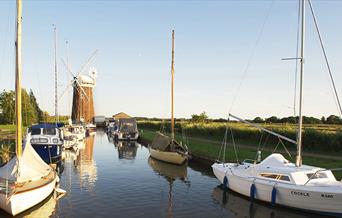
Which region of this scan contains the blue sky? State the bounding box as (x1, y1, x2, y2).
(0, 0, 341, 119)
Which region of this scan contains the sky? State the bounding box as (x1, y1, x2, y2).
(0, 0, 342, 120)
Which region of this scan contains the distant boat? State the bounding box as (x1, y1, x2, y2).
(28, 123, 63, 164)
(65, 124, 86, 142)
(148, 30, 189, 165)
(0, 0, 58, 215)
(212, 0, 342, 216)
(114, 118, 139, 141)
(86, 123, 96, 132)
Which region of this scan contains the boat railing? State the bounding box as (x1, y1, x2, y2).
(304, 168, 342, 185)
(0, 178, 15, 195)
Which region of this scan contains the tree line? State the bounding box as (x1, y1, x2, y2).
(252, 115, 342, 125)
(0, 89, 48, 126)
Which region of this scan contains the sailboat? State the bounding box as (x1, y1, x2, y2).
(148, 30, 189, 165)
(212, 0, 342, 216)
(0, 0, 58, 215)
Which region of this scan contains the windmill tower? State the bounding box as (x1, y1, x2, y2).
(60, 50, 98, 124)
(71, 68, 97, 123)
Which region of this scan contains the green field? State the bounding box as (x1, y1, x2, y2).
(138, 120, 342, 153)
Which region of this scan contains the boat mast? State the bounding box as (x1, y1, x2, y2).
(54, 25, 58, 122)
(171, 30, 175, 142)
(296, 0, 305, 167)
(15, 0, 23, 159)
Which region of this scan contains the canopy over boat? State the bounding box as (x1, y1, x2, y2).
(0, 135, 52, 183)
(150, 132, 186, 152)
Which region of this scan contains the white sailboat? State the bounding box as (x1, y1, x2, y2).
(148, 30, 189, 165)
(212, 0, 342, 216)
(0, 0, 58, 215)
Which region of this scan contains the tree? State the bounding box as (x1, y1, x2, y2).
(21, 89, 37, 126)
(191, 112, 209, 123)
(326, 115, 342, 124)
(0, 89, 45, 126)
(29, 89, 43, 122)
(265, 116, 279, 123)
(253, 117, 264, 123)
(0, 90, 15, 124)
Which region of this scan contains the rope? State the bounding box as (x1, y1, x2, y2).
(279, 138, 293, 161)
(272, 140, 281, 154)
(308, 0, 342, 118)
(230, 125, 239, 164)
(228, 0, 275, 114)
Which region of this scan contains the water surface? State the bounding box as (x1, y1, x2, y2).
(0, 131, 326, 217)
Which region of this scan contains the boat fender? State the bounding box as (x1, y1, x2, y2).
(223, 176, 229, 190)
(271, 186, 277, 206)
(250, 183, 256, 202)
(55, 187, 66, 194)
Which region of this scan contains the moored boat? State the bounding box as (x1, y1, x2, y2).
(0, 135, 58, 216)
(0, 1, 60, 214)
(149, 132, 188, 165)
(148, 30, 189, 165)
(115, 118, 139, 141)
(28, 123, 63, 164)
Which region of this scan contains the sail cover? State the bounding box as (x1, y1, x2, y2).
(150, 132, 171, 151)
(0, 134, 52, 183)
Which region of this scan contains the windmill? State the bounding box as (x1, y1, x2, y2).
(59, 49, 98, 124)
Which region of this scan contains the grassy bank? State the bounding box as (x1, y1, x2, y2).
(139, 129, 342, 180)
(138, 121, 342, 153)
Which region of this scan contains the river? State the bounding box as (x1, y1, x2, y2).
(0, 130, 325, 218)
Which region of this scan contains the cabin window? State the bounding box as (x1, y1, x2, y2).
(259, 173, 291, 182)
(279, 175, 291, 182)
(306, 172, 327, 179)
(260, 174, 278, 179)
(30, 128, 41, 135)
(43, 128, 56, 135)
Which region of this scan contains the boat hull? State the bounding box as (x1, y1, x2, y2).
(32, 144, 62, 164)
(212, 163, 342, 216)
(149, 147, 187, 165)
(0, 176, 57, 216)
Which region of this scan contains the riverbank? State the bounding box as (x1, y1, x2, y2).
(139, 129, 342, 180)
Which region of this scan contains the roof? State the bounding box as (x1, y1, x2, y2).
(113, 112, 131, 120)
(257, 153, 322, 174)
(30, 123, 62, 129)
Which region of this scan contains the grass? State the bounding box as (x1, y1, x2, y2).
(138, 120, 342, 153)
(140, 129, 342, 180)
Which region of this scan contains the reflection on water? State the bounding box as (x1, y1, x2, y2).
(21, 194, 57, 218)
(212, 186, 323, 218)
(75, 135, 97, 191)
(148, 157, 190, 218)
(114, 141, 138, 160)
